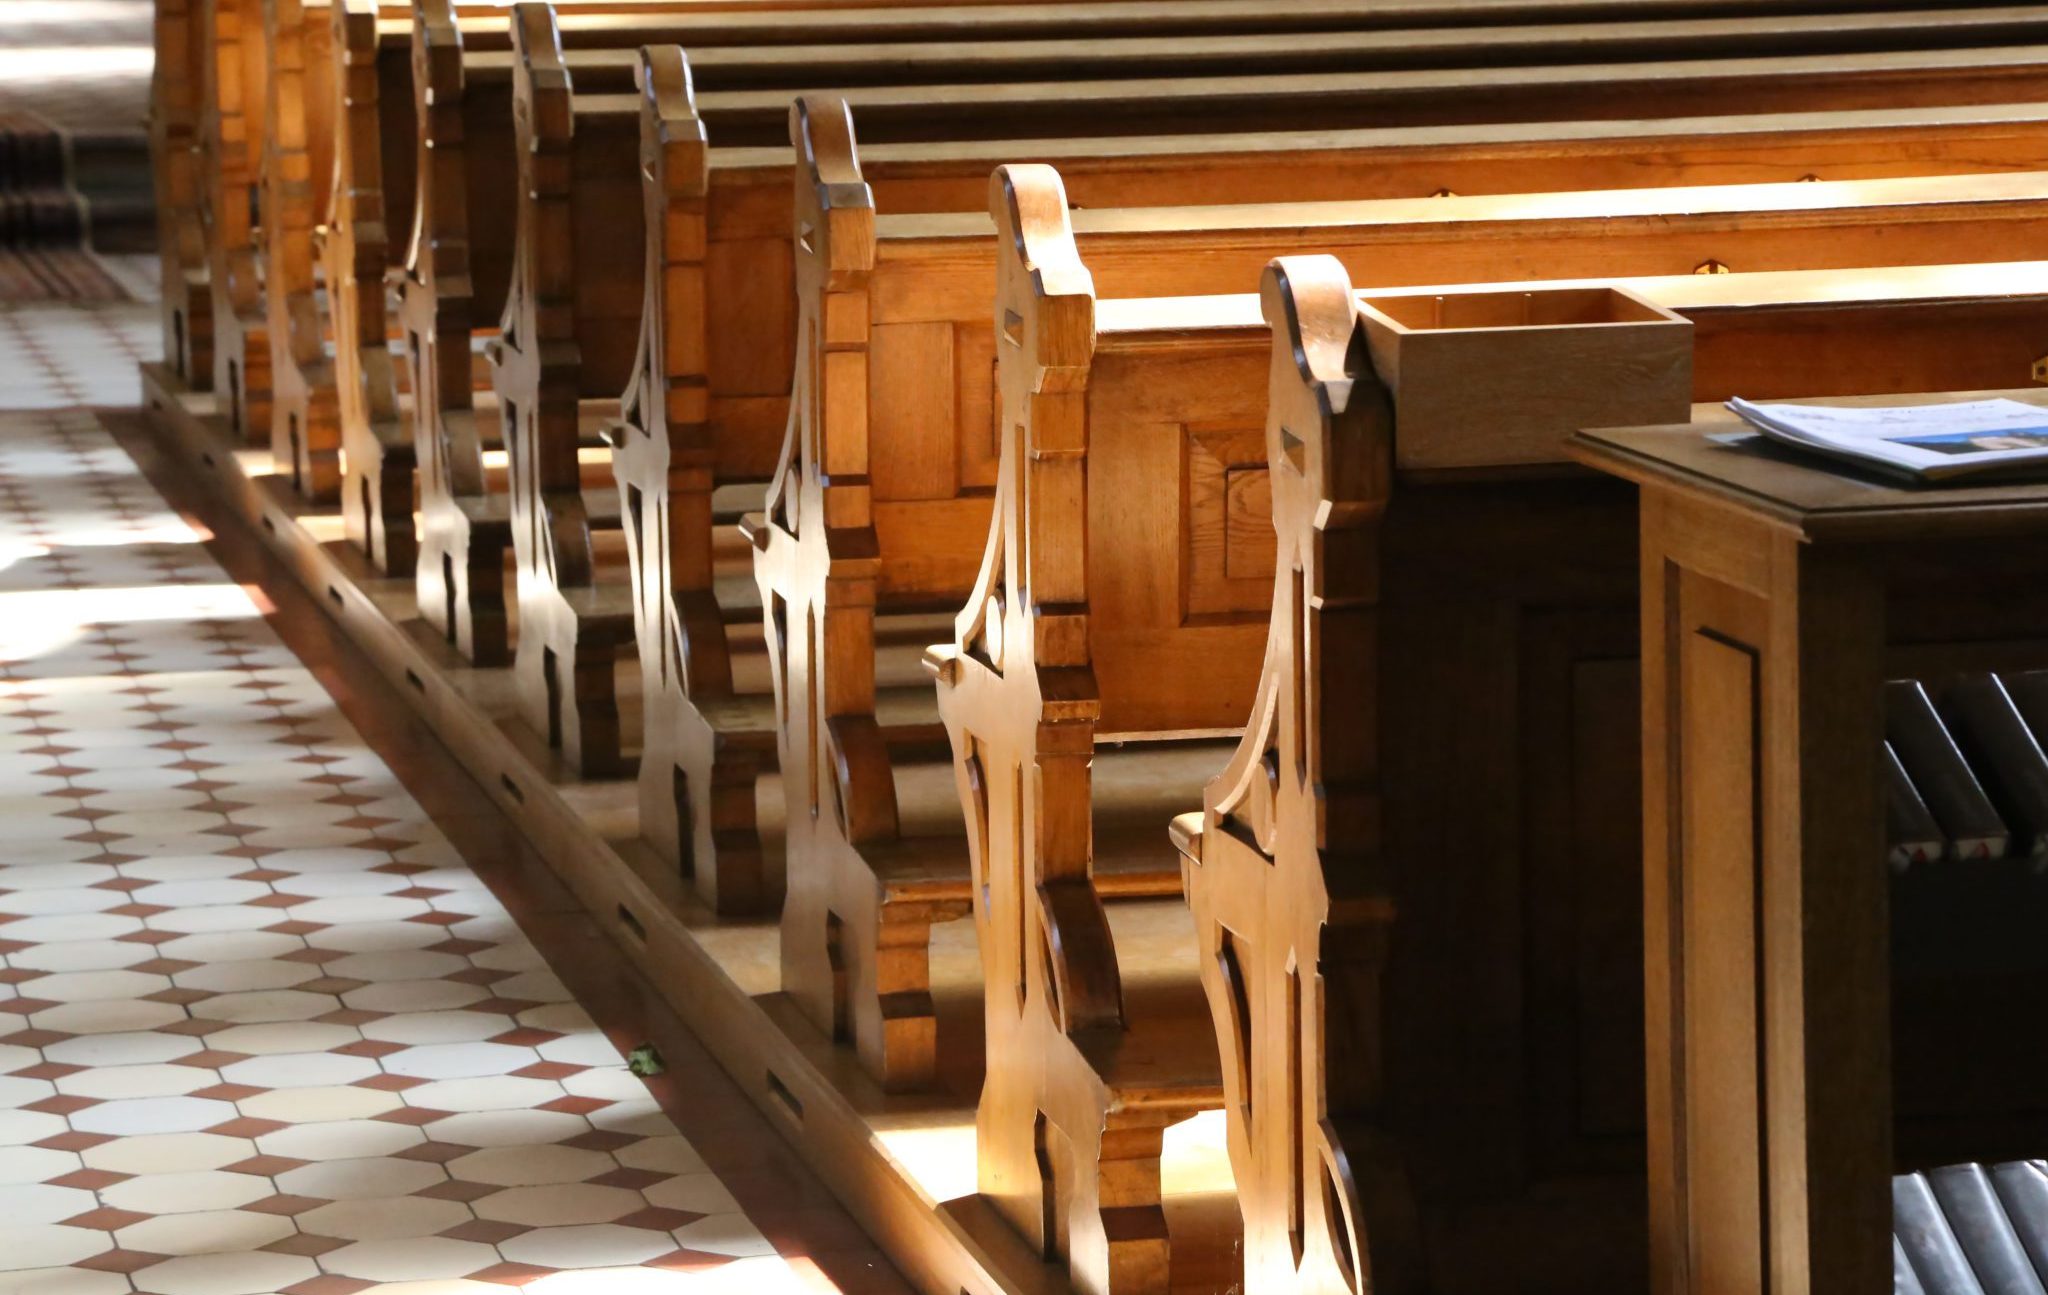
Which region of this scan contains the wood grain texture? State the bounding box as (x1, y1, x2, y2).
(752, 95, 980, 1087)
(1619, 453, 1893, 1295)
(336, 18, 2048, 610)
(403, 0, 511, 667)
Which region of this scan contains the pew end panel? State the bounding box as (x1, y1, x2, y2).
(1174, 255, 1420, 1295)
(405, 0, 511, 667)
(328, 0, 415, 576)
(930, 165, 1266, 1295)
(202, 0, 272, 445)
(264, 0, 345, 505)
(756, 92, 1015, 1089)
(490, 1, 643, 779)
(153, 0, 213, 388)
(617, 46, 782, 915)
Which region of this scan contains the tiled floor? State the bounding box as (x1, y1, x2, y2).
(0, 298, 158, 409)
(0, 408, 799, 1293)
(0, 371, 824, 1292)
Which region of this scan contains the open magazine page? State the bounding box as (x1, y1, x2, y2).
(1728, 397, 2048, 481)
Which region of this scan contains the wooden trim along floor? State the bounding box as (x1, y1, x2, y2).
(137, 362, 1073, 1295)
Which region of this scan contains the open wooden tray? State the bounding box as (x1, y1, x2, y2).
(1357, 283, 1693, 470)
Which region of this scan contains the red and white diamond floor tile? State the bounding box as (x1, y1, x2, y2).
(0, 407, 795, 1295)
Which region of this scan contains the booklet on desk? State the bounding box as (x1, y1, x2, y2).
(1724, 396, 2048, 484)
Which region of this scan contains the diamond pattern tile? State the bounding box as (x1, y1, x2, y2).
(0, 400, 795, 1293)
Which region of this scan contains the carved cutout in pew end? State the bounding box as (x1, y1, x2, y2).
(617, 45, 782, 912)
(750, 92, 980, 1085)
(930, 164, 1248, 1295)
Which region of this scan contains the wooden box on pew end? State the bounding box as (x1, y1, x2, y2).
(1357, 284, 1693, 471)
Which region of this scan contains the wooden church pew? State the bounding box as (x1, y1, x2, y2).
(198, 0, 271, 441)
(317, 0, 2003, 547)
(289, 1, 2048, 509)
(746, 147, 2048, 1093)
(262, 0, 343, 498)
(924, 171, 1263, 1295)
(1170, 260, 2048, 1295)
(616, 78, 2048, 1014)
(613, 85, 2048, 923)
(406, 21, 2048, 612)
(325, 0, 415, 574)
(475, 45, 2048, 840)
(926, 164, 2048, 1295)
(463, 5, 2048, 778)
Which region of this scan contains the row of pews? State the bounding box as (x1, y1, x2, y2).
(143, 1, 2048, 1292)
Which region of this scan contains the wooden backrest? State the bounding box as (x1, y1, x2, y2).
(672, 44, 2048, 149)
(832, 161, 2048, 616)
(443, 5, 2048, 99)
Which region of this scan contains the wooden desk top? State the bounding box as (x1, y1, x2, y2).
(1569, 388, 2048, 544)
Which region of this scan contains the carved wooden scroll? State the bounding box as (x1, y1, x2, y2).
(152, 0, 213, 387)
(263, 0, 342, 501)
(328, 0, 414, 575)
(928, 166, 1224, 1295)
(201, 0, 271, 442)
(615, 47, 780, 913)
(404, 0, 510, 665)
(489, 1, 641, 776)
(1173, 256, 1419, 1295)
(749, 95, 970, 1088)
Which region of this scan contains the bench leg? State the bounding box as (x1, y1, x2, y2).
(419, 519, 509, 669)
(652, 701, 777, 915)
(342, 431, 417, 578)
(1051, 1110, 1174, 1295)
(522, 617, 628, 779)
(785, 843, 969, 1093)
